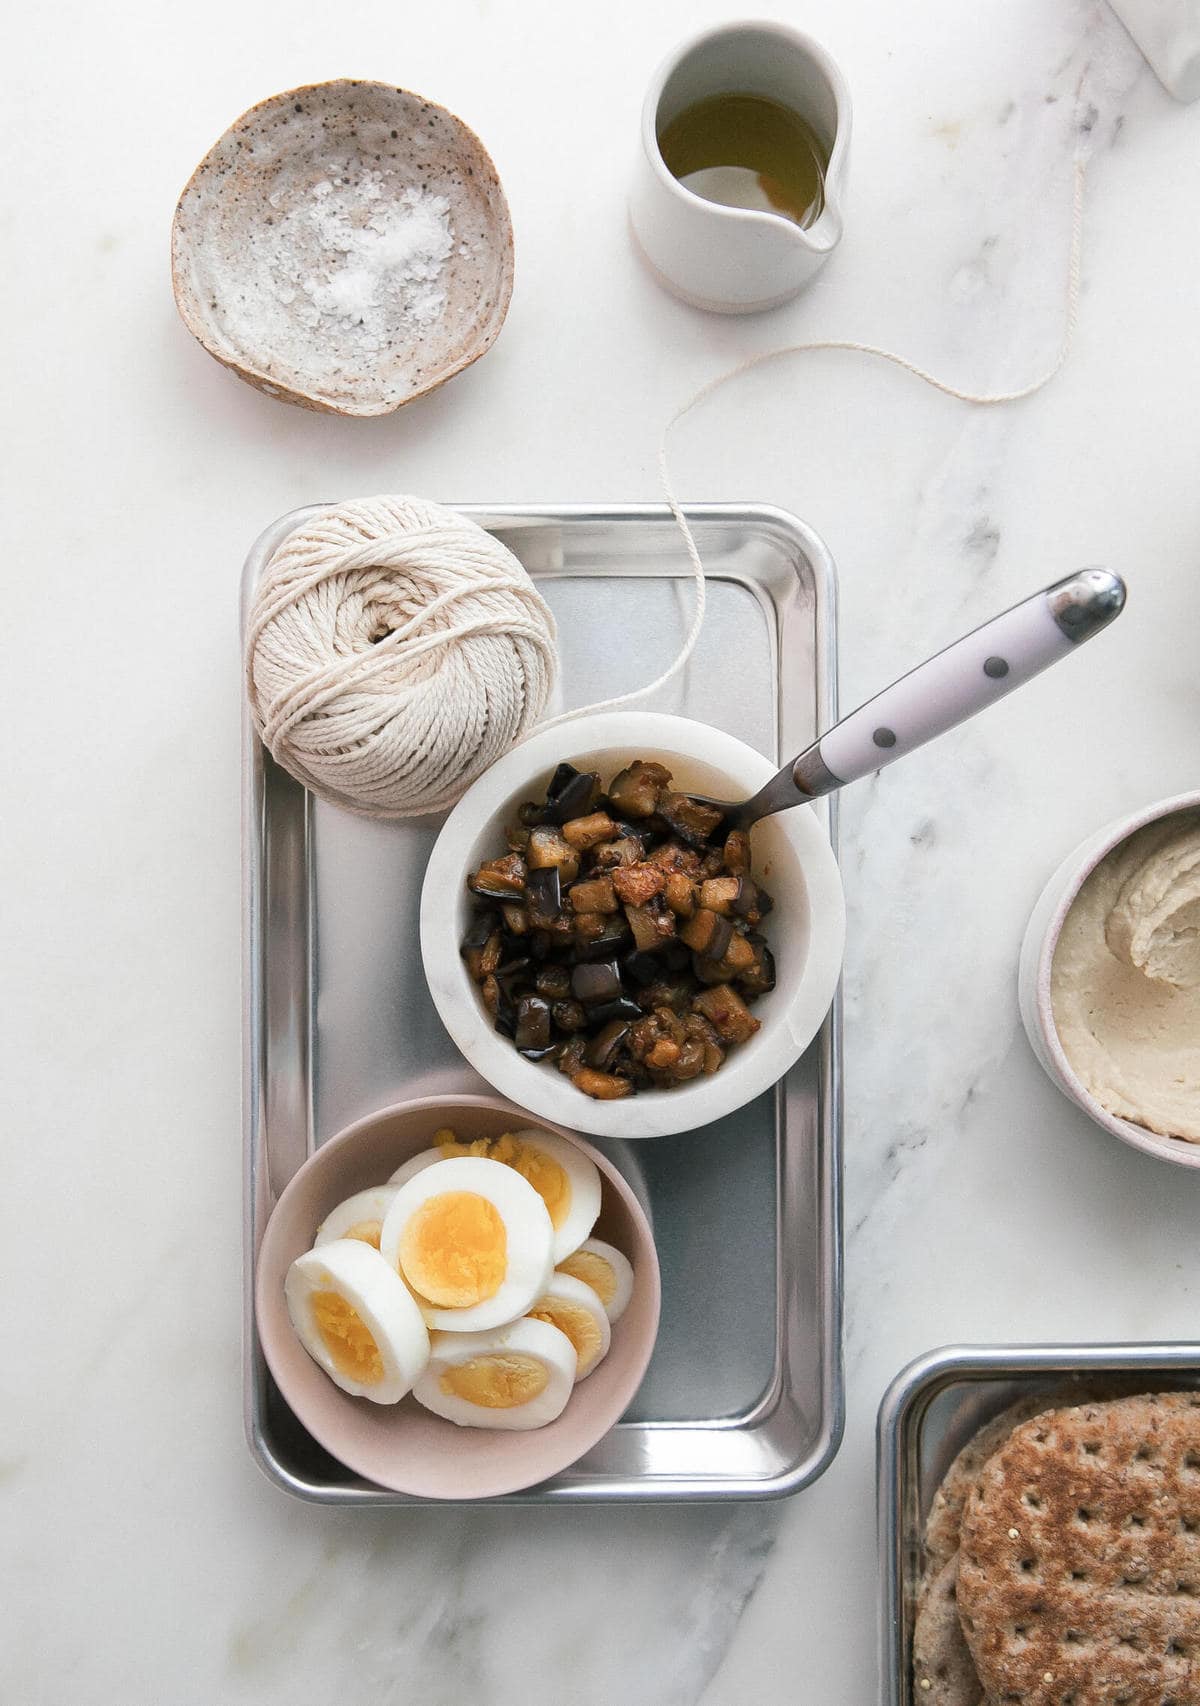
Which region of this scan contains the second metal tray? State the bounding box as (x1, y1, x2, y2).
(877, 1342, 1200, 1705)
(243, 502, 843, 1504)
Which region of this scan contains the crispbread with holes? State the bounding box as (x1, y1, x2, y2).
(956, 1391, 1200, 1706)
(925, 1395, 1060, 1581)
(913, 1553, 985, 1705)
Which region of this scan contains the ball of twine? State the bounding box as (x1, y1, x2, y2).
(245, 494, 559, 817)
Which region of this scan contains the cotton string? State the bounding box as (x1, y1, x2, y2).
(543, 152, 1087, 729)
(246, 493, 559, 817)
(247, 158, 1084, 819)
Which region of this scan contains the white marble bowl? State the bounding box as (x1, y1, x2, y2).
(171, 81, 514, 416)
(1017, 790, 1200, 1169)
(420, 712, 846, 1139)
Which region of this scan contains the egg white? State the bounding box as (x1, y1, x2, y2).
(555, 1238, 635, 1323)
(379, 1156, 554, 1332)
(505, 1128, 601, 1262)
(413, 1317, 577, 1430)
(313, 1185, 397, 1250)
(285, 1239, 430, 1403)
(388, 1131, 601, 1263)
(528, 1271, 611, 1380)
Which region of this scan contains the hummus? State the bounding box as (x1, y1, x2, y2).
(1051, 811, 1200, 1142)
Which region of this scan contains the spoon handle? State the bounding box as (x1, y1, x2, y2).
(752, 569, 1126, 817)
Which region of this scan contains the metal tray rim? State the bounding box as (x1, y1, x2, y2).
(242, 500, 844, 1505)
(877, 1339, 1200, 1706)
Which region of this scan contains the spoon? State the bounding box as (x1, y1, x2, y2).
(696, 568, 1126, 830)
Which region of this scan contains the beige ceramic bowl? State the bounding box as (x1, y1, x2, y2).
(1018, 791, 1200, 1169)
(254, 1094, 661, 1498)
(172, 81, 513, 415)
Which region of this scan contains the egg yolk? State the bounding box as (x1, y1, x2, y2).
(440, 1352, 549, 1409)
(530, 1297, 603, 1370)
(399, 1191, 507, 1308)
(312, 1291, 383, 1384)
(343, 1219, 383, 1248)
(437, 1130, 570, 1229)
(556, 1249, 616, 1307)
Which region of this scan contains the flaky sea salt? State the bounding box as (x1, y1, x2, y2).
(275, 172, 454, 349)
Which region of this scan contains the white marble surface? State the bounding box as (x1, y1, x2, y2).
(5, 0, 1200, 1700)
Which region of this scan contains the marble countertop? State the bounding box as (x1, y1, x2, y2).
(6, 0, 1200, 1700)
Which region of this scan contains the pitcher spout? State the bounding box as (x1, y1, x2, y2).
(801, 201, 843, 255)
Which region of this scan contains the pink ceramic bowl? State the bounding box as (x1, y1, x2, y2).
(254, 1094, 661, 1498)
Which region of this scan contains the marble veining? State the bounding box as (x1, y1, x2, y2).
(5, 0, 1200, 1702)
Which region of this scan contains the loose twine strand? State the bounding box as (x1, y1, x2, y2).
(545, 152, 1087, 728)
(247, 157, 1085, 818)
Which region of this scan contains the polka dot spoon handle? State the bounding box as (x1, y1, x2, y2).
(712, 569, 1126, 828)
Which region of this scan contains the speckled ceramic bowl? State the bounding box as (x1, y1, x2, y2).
(1018, 790, 1200, 1169)
(171, 81, 513, 415)
(254, 1095, 661, 1498)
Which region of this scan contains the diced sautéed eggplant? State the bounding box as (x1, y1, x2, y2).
(461, 760, 776, 1098)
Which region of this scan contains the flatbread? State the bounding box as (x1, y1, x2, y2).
(957, 1391, 1200, 1706)
(912, 1553, 985, 1705)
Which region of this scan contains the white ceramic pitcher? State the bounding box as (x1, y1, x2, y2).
(629, 21, 851, 314)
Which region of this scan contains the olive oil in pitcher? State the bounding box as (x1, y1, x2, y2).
(657, 92, 828, 228)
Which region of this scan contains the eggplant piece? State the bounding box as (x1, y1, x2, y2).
(525, 865, 562, 930)
(644, 1037, 681, 1072)
(607, 760, 671, 819)
(534, 964, 571, 1001)
(663, 940, 692, 972)
(518, 800, 545, 828)
(738, 945, 776, 996)
(543, 764, 601, 825)
(557, 1036, 587, 1078)
(468, 851, 527, 900)
(481, 973, 517, 1038)
(680, 908, 733, 959)
(585, 1018, 631, 1069)
(662, 870, 696, 917)
(648, 839, 702, 878)
(622, 947, 663, 987)
(610, 862, 665, 906)
(588, 996, 644, 1025)
(731, 878, 760, 919)
(570, 1065, 633, 1101)
(656, 792, 725, 849)
(461, 912, 501, 981)
(526, 826, 581, 883)
(625, 901, 676, 953)
(637, 976, 693, 1014)
(722, 828, 752, 873)
(495, 953, 532, 984)
(573, 916, 630, 960)
(505, 823, 531, 853)
(501, 902, 530, 936)
(571, 959, 622, 1004)
(691, 983, 761, 1045)
(515, 995, 553, 1055)
(591, 835, 645, 870)
(699, 876, 742, 916)
(569, 875, 619, 915)
(551, 998, 586, 1033)
(561, 811, 616, 850)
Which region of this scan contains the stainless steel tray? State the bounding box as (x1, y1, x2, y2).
(243, 502, 843, 1504)
(877, 1342, 1200, 1704)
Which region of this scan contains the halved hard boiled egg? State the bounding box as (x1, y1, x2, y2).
(413, 1317, 577, 1430)
(313, 1185, 397, 1251)
(528, 1272, 611, 1380)
(379, 1156, 554, 1332)
(388, 1128, 600, 1263)
(555, 1238, 634, 1323)
(285, 1239, 430, 1403)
